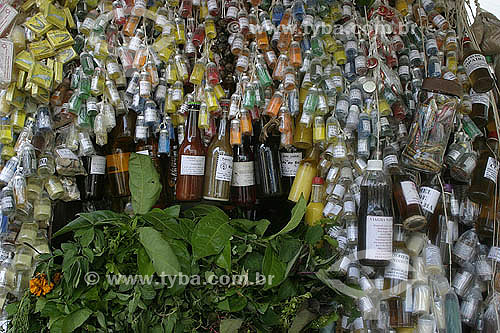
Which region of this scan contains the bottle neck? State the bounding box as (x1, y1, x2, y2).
(186, 110, 199, 140)
(310, 184, 322, 203)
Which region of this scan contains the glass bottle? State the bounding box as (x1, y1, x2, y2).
(107, 111, 136, 197)
(280, 145, 303, 194)
(452, 228, 478, 267)
(288, 146, 320, 203)
(80, 145, 106, 201)
(470, 89, 490, 128)
(393, 172, 426, 231)
(203, 112, 232, 201)
(255, 119, 283, 198)
(231, 135, 256, 208)
(384, 225, 410, 299)
(177, 103, 205, 201)
(34, 192, 52, 222)
(462, 37, 494, 93)
(468, 134, 498, 204)
(419, 175, 441, 221)
(305, 177, 324, 226)
(358, 159, 393, 267)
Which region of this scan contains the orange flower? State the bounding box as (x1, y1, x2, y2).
(29, 273, 55, 296)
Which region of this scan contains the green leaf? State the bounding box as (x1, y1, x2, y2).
(62, 308, 93, 333)
(96, 311, 106, 329)
(53, 211, 123, 237)
(267, 196, 306, 239)
(168, 239, 191, 276)
(305, 225, 324, 244)
(137, 246, 155, 277)
(191, 212, 234, 260)
(35, 297, 47, 313)
(183, 204, 228, 219)
(164, 205, 181, 218)
(142, 209, 186, 240)
(53, 217, 91, 237)
(220, 318, 243, 333)
(289, 309, 318, 333)
(227, 294, 247, 312)
(215, 241, 231, 273)
(278, 239, 302, 262)
(262, 247, 286, 290)
(129, 153, 162, 215)
(138, 227, 180, 276)
(255, 219, 271, 237)
(74, 228, 94, 247)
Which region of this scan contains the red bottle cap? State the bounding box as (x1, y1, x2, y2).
(488, 131, 498, 139)
(312, 177, 324, 185)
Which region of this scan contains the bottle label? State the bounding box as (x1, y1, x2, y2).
(365, 215, 393, 261)
(56, 148, 78, 160)
(280, 152, 302, 177)
(463, 53, 489, 77)
(155, 14, 168, 27)
(401, 181, 420, 206)
(484, 157, 499, 184)
(424, 245, 441, 266)
(333, 184, 345, 198)
(409, 49, 420, 62)
(136, 126, 148, 139)
(1, 196, 13, 210)
(353, 317, 364, 330)
(476, 259, 493, 276)
(384, 252, 410, 281)
(180, 155, 205, 176)
(106, 62, 120, 74)
(454, 242, 474, 260)
(215, 154, 233, 182)
(398, 65, 409, 76)
(380, 117, 389, 126)
(488, 246, 500, 262)
(432, 14, 447, 28)
(349, 88, 362, 101)
(336, 99, 349, 112)
(344, 200, 355, 214)
(106, 152, 130, 174)
(333, 145, 346, 158)
(327, 124, 340, 138)
(443, 71, 457, 81)
(420, 186, 440, 213)
(90, 156, 106, 175)
(232, 161, 255, 187)
(471, 91, 490, 106)
(347, 224, 358, 241)
(383, 154, 398, 166)
(447, 149, 462, 161)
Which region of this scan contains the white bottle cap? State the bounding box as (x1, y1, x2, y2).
(366, 160, 383, 171)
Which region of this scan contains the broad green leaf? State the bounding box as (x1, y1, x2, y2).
(137, 246, 155, 277)
(230, 218, 270, 237)
(191, 212, 234, 260)
(53, 211, 123, 237)
(96, 311, 106, 329)
(35, 297, 47, 313)
(305, 225, 324, 244)
(220, 318, 243, 333)
(267, 196, 306, 239)
(62, 308, 93, 333)
(138, 227, 180, 276)
(278, 238, 302, 262)
(227, 294, 247, 312)
(53, 217, 91, 237)
(284, 245, 302, 279)
(261, 247, 286, 290)
(142, 209, 186, 240)
(289, 309, 317, 333)
(183, 204, 228, 220)
(129, 153, 162, 215)
(168, 239, 191, 276)
(215, 241, 231, 273)
(74, 228, 94, 247)
(255, 219, 271, 237)
(164, 205, 181, 218)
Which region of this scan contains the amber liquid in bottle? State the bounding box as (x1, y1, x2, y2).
(231, 135, 256, 208)
(203, 112, 233, 201)
(462, 37, 494, 93)
(393, 173, 426, 231)
(176, 104, 205, 201)
(469, 136, 498, 204)
(106, 111, 136, 197)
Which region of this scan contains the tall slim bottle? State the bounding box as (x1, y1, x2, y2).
(176, 103, 205, 201)
(280, 145, 303, 194)
(79, 144, 106, 201)
(106, 111, 136, 197)
(231, 135, 256, 208)
(468, 134, 498, 204)
(255, 118, 283, 198)
(288, 146, 320, 202)
(203, 112, 233, 201)
(358, 159, 394, 267)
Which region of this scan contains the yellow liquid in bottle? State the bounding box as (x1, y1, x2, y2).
(305, 202, 325, 226)
(288, 152, 318, 203)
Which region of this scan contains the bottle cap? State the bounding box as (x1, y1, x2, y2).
(312, 177, 324, 185)
(488, 131, 498, 139)
(366, 160, 383, 171)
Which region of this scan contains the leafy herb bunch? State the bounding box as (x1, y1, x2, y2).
(8, 153, 352, 332)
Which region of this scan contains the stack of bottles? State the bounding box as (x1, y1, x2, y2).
(0, 0, 498, 330)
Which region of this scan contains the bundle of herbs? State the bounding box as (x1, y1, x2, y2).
(7, 154, 355, 332)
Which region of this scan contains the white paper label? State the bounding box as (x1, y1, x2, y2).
(447, 149, 462, 161)
(136, 126, 147, 139)
(471, 92, 490, 106)
(383, 154, 398, 166)
(380, 117, 390, 126)
(484, 157, 499, 183)
(0, 39, 13, 85)
(420, 186, 440, 213)
(384, 252, 410, 281)
(398, 65, 409, 76)
(280, 152, 302, 177)
(180, 155, 205, 176)
(454, 242, 474, 260)
(401, 181, 420, 206)
(365, 215, 393, 261)
(488, 246, 500, 262)
(443, 71, 457, 81)
(344, 200, 355, 213)
(464, 54, 489, 77)
(56, 148, 78, 160)
(90, 156, 106, 175)
(347, 224, 358, 240)
(327, 124, 340, 138)
(0, 4, 17, 37)
(215, 154, 233, 182)
(350, 88, 362, 101)
(432, 14, 447, 28)
(232, 161, 255, 186)
(333, 184, 346, 198)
